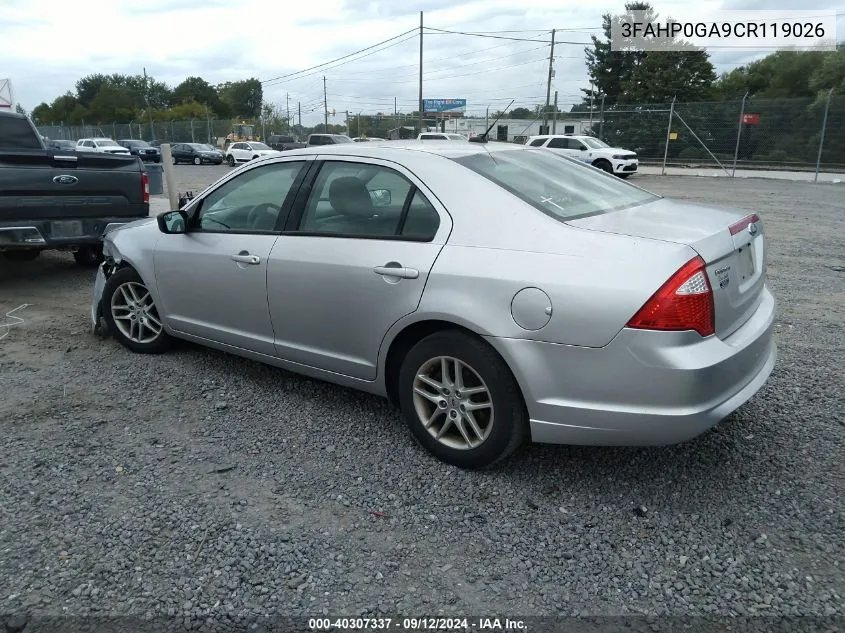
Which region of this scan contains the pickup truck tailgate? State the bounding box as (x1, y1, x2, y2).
(0, 150, 148, 221)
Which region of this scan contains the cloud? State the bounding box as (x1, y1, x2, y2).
(9, 0, 836, 124)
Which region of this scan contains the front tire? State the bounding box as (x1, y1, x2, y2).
(73, 245, 104, 267)
(172, 155, 178, 165)
(594, 159, 613, 174)
(397, 330, 528, 469)
(618, 173, 631, 179)
(193, 156, 201, 165)
(102, 267, 172, 354)
(227, 155, 236, 167)
(3, 249, 41, 262)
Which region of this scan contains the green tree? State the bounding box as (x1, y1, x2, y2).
(218, 78, 263, 119)
(31, 102, 52, 124)
(583, 2, 715, 105)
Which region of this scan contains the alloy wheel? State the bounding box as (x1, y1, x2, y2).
(110, 281, 163, 344)
(412, 356, 494, 450)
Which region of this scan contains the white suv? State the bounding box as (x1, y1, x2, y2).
(75, 138, 131, 155)
(417, 133, 466, 140)
(224, 141, 282, 166)
(525, 134, 637, 178)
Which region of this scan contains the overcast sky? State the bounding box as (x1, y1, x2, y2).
(3, 0, 843, 124)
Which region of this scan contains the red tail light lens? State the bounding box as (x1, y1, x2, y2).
(141, 172, 150, 204)
(627, 256, 715, 337)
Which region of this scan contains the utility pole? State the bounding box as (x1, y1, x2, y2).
(298, 101, 302, 131)
(552, 90, 558, 134)
(323, 76, 328, 131)
(346, 110, 350, 136)
(286, 93, 291, 133)
(142, 66, 155, 140)
(418, 11, 424, 133)
(543, 29, 556, 133)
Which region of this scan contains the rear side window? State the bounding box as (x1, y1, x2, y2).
(452, 149, 658, 221)
(0, 116, 41, 149)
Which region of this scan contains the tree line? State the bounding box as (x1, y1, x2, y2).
(29, 74, 264, 126)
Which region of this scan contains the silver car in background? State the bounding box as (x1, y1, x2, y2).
(91, 142, 776, 468)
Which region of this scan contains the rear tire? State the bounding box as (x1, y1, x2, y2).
(397, 330, 528, 469)
(102, 267, 172, 354)
(3, 249, 41, 262)
(227, 155, 236, 167)
(193, 156, 201, 165)
(73, 245, 104, 267)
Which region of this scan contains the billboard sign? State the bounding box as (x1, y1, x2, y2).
(423, 98, 466, 115)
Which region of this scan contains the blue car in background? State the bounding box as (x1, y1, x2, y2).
(118, 139, 161, 163)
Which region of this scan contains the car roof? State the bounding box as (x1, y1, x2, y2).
(0, 110, 26, 119)
(273, 140, 530, 161)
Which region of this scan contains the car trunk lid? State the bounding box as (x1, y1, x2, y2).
(567, 198, 767, 339)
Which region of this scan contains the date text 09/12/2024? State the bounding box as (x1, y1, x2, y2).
(308, 617, 527, 631)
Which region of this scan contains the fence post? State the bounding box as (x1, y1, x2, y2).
(732, 92, 748, 177)
(814, 89, 834, 184)
(190, 119, 195, 142)
(598, 94, 605, 140)
(112, 122, 116, 138)
(661, 96, 676, 176)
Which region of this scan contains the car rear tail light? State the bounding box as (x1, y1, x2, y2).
(627, 256, 715, 337)
(141, 172, 150, 204)
(729, 213, 760, 236)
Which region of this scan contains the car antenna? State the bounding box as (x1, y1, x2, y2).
(469, 99, 515, 144)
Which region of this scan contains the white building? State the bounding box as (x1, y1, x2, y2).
(430, 117, 598, 142)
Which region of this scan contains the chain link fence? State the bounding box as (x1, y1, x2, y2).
(587, 94, 844, 174)
(35, 95, 844, 174)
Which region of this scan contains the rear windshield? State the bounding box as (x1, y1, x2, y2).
(0, 116, 41, 149)
(452, 148, 658, 220)
(331, 135, 353, 143)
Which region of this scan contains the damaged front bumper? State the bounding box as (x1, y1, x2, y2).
(90, 261, 114, 334)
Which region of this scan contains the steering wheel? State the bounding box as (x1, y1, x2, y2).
(247, 203, 281, 231)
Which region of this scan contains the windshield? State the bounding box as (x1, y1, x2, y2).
(581, 137, 609, 149)
(331, 136, 353, 143)
(447, 134, 465, 140)
(97, 140, 121, 147)
(199, 144, 216, 151)
(451, 148, 658, 220)
(249, 142, 270, 150)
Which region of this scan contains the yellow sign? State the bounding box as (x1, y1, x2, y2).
(669, 132, 678, 140)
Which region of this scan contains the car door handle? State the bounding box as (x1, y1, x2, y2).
(231, 253, 260, 265)
(373, 265, 419, 279)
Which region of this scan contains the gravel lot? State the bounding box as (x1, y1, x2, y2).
(1, 168, 843, 628)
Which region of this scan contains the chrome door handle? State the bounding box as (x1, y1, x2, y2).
(231, 253, 260, 265)
(373, 265, 419, 279)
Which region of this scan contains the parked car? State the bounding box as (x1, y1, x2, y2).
(118, 139, 161, 163)
(0, 110, 149, 266)
(224, 141, 281, 166)
(306, 134, 353, 147)
(45, 139, 77, 152)
(171, 142, 224, 165)
(418, 133, 466, 140)
(265, 135, 306, 151)
(76, 137, 131, 155)
(525, 134, 638, 178)
(90, 141, 776, 468)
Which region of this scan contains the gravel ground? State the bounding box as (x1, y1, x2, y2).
(0, 170, 843, 630)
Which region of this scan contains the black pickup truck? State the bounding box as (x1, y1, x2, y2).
(0, 110, 150, 266)
(265, 134, 306, 152)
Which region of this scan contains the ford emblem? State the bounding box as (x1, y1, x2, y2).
(53, 175, 79, 185)
(748, 223, 758, 236)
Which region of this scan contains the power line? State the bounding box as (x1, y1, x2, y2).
(424, 26, 589, 45)
(260, 28, 418, 85)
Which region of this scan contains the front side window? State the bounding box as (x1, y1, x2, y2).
(452, 149, 658, 221)
(195, 161, 305, 233)
(298, 161, 438, 240)
(546, 138, 568, 149)
(529, 138, 546, 147)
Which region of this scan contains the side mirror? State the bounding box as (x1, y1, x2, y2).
(369, 189, 391, 207)
(157, 209, 188, 234)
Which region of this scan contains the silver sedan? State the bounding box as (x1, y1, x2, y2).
(91, 141, 777, 468)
